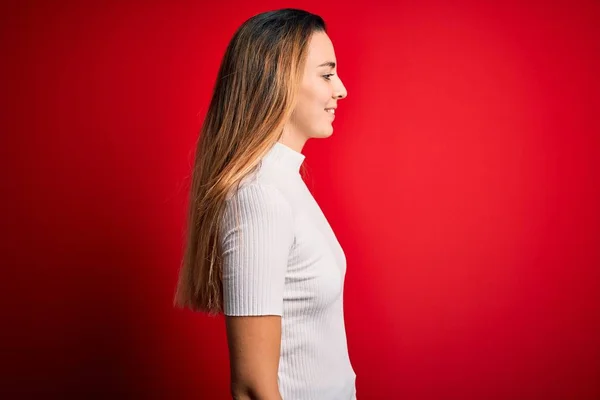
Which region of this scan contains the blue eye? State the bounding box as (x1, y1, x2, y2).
(323, 73, 335, 81)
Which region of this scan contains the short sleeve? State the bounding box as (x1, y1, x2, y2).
(220, 183, 294, 316)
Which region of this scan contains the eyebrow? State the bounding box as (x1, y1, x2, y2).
(317, 61, 336, 68)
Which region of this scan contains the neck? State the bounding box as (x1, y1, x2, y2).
(279, 126, 308, 153)
(261, 141, 305, 174)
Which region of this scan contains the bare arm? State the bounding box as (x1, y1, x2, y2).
(226, 315, 283, 400)
(221, 185, 294, 399)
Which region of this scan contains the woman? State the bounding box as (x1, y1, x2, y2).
(174, 8, 355, 399)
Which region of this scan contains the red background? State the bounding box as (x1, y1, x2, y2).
(2, 1, 599, 399)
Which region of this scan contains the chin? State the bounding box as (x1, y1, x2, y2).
(314, 132, 333, 139)
(321, 126, 334, 138)
(308, 125, 334, 139)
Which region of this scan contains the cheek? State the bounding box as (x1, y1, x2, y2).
(314, 81, 333, 104)
(301, 79, 331, 107)
(291, 80, 332, 127)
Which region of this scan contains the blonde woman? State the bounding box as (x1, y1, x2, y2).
(174, 8, 355, 399)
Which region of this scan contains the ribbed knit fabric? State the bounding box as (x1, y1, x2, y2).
(220, 141, 356, 400)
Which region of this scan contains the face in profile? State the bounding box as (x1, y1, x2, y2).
(285, 31, 348, 146)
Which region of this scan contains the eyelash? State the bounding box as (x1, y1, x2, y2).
(323, 73, 335, 81)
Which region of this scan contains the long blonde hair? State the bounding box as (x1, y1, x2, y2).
(174, 9, 326, 313)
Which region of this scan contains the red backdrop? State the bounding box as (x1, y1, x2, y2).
(2, 1, 599, 399)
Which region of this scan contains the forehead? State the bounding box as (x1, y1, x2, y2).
(305, 31, 336, 67)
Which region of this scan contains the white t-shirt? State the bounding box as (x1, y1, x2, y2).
(220, 141, 357, 399)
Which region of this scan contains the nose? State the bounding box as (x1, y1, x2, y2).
(333, 78, 348, 100)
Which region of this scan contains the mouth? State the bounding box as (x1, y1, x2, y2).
(325, 108, 336, 119)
